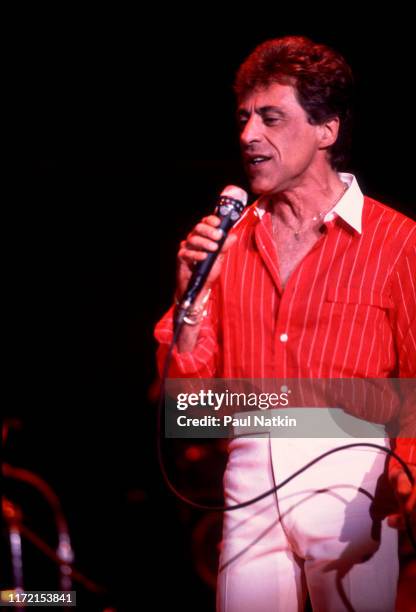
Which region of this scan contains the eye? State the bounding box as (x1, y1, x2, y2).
(237, 116, 249, 130)
(263, 116, 280, 125)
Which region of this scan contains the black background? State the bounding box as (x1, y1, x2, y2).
(5, 8, 415, 611)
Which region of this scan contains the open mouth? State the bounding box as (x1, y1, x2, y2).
(248, 156, 272, 166)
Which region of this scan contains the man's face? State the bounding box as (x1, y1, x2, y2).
(237, 82, 325, 195)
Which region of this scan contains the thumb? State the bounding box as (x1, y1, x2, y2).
(221, 233, 238, 254)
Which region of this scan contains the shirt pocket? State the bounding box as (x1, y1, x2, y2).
(321, 286, 395, 376)
(326, 286, 393, 308)
(326, 287, 393, 310)
(325, 286, 393, 319)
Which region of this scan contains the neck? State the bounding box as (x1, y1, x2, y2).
(266, 171, 346, 225)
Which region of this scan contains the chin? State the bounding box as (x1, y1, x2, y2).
(250, 181, 276, 196)
(247, 172, 281, 195)
(248, 177, 269, 194)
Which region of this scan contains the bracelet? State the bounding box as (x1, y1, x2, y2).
(175, 289, 211, 326)
(183, 309, 208, 326)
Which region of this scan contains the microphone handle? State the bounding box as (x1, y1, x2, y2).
(182, 212, 236, 306)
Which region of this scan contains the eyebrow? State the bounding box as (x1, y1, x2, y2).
(237, 106, 287, 117)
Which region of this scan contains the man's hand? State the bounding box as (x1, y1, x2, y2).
(174, 215, 237, 354)
(388, 464, 416, 531)
(176, 215, 237, 300)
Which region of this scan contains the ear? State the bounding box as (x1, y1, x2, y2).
(317, 116, 340, 149)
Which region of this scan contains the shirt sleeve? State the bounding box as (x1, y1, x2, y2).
(388, 240, 416, 474)
(154, 286, 220, 379)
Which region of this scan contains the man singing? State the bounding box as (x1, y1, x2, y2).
(155, 36, 415, 611)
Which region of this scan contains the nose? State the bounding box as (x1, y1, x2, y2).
(240, 114, 262, 147)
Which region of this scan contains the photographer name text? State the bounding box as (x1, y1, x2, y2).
(176, 414, 297, 427)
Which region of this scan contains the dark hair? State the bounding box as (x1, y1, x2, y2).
(234, 36, 354, 170)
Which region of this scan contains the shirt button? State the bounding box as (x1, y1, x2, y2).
(280, 333, 288, 343)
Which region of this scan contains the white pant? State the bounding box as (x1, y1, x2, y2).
(217, 435, 399, 612)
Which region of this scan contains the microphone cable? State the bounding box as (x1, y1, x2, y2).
(156, 330, 416, 552)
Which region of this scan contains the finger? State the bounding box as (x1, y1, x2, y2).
(203, 215, 221, 227)
(387, 513, 405, 530)
(396, 472, 412, 498)
(193, 223, 224, 241)
(389, 467, 401, 484)
(390, 468, 411, 495)
(186, 235, 220, 252)
(178, 248, 208, 264)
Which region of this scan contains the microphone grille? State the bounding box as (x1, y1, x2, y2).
(221, 185, 248, 206)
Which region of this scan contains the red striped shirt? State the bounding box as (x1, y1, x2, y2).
(155, 174, 416, 468)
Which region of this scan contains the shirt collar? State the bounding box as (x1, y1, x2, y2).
(253, 172, 364, 234)
(324, 173, 363, 234)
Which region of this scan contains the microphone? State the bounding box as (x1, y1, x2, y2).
(176, 185, 248, 325)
